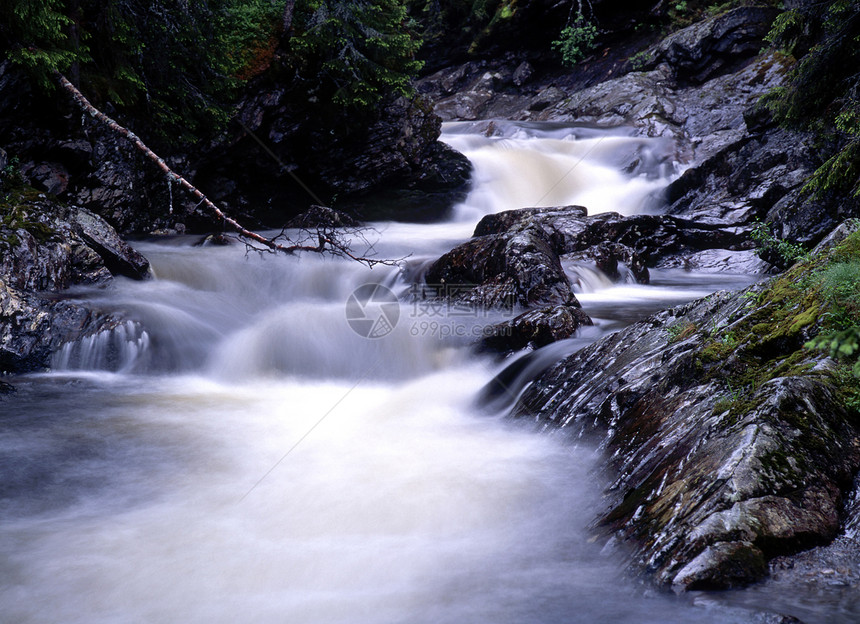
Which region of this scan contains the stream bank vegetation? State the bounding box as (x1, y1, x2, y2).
(705, 223, 860, 419)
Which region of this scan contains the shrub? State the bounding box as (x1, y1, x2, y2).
(552, 16, 598, 67)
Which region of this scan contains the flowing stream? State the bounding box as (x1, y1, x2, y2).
(0, 123, 793, 623)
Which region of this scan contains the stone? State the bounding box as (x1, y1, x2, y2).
(512, 61, 534, 86)
(26, 162, 69, 195)
(64, 205, 151, 280)
(672, 542, 768, 590)
(285, 205, 359, 229)
(645, 7, 781, 84)
(0, 195, 146, 373)
(478, 304, 592, 354)
(566, 241, 650, 284)
(424, 220, 577, 309)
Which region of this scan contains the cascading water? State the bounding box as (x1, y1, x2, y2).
(0, 123, 776, 623)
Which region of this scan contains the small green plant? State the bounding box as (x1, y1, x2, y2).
(804, 245, 860, 376)
(820, 261, 860, 310)
(629, 50, 652, 70)
(750, 220, 807, 268)
(0, 156, 24, 192)
(552, 15, 598, 67)
(667, 320, 697, 343)
(674, 1, 688, 12)
(719, 331, 738, 348)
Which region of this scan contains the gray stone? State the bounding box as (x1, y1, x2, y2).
(479, 304, 593, 354)
(0, 196, 147, 373)
(645, 7, 781, 83)
(513, 61, 534, 86)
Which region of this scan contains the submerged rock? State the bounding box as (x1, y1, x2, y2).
(285, 205, 359, 229)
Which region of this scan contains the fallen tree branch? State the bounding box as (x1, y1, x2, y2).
(54, 71, 397, 267)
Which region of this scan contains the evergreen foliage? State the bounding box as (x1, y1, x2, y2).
(763, 0, 860, 198)
(1, 0, 285, 142)
(0, 0, 87, 88)
(288, 0, 423, 113)
(1, 1, 423, 141)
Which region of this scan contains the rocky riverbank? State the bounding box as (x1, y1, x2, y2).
(501, 222, 860, 591)
(0, 187, 148, 374)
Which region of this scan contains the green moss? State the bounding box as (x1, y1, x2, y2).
(787, 305, 822, 334)
(700, 226, 860, 420)
(0, 188, 59, 248)
(700, 341, 734, 363)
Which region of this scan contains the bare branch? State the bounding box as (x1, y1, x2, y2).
(54, 71, 399, 267)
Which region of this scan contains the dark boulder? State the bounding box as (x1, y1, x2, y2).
(424, 219, 577, 309)
(197, 84, 473, 224)
(63, 205, 150, 280)
(472, 205, 757, 274)
(479, 304, 592, 354)
(642, 7, 781, 84)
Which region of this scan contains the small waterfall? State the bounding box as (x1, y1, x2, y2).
(53, 320, 150, 372)
(443, 121, 678, 221)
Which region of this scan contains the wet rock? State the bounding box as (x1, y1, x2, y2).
(193, 233, 233, 247)
(656, 249, 772, 274)
(285, 205, 359, 229)
(536, 66, 677, 136)
(25, 162, 69, 195)
(64, 206, 150, 279)
(473, 205, 755, 274)
(424, 218, 577, 308)
(567, 242, 650, 284)
(479, 304, 592, 354)
(673, 541, 768, 590)
(434, 90, 494, 121)
(534, 53, 789, 166)
(665, 127, 818, 228)
(0, 195, 144, 373)
(0, 281, 120, 373)
(512, 280, 860, 590)
(528, 87, 566, 112)
(643, 7, 780, 84)
(513, 61, 534, 86)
